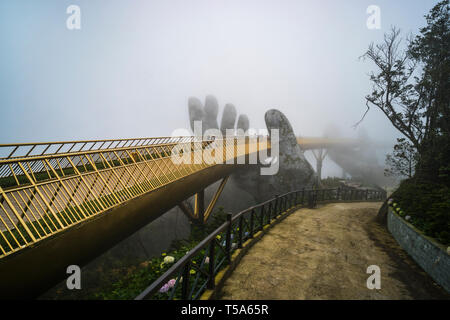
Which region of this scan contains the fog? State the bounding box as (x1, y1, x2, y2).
(0, 0, 438, 178)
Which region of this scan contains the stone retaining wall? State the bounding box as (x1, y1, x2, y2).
(387, 208, 450, 293)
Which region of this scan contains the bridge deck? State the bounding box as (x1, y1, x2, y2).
(0, 137, 268, 258)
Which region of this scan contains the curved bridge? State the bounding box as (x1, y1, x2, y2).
(0, 135, 361, 298)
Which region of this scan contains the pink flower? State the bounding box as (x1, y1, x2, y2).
(159, 279, 177, 293)
(159, 283, 170, 293)
(168, 279, 176, 288)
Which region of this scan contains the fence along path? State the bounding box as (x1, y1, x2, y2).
(136, 187, 385, 300)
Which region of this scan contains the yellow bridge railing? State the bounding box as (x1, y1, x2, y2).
(0, 136, 269, 259)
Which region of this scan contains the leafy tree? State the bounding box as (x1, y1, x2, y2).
(360, 1, 450, 245)
(384, 138, 418, 179)
(357, 0, 449, 185)
(408, 0, 450, 183)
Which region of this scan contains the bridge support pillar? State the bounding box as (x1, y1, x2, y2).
(311, 148, 328, 187)
(195, 190, 205, 223)
(178, 176, 229, 225)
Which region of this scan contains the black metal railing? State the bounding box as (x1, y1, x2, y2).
(135, 187, 385, 300)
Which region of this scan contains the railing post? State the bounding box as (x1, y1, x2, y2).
(337, 187, 341, 200)
(260, 204, 264, 231)
(307, 190, 311, 208)
(181, 261, 191, 300)
(268, 202, 272, 224)
(366, 189, 368, 200)
(226, 212, 232, 262)
(274, 195, 279, 216)
(207, 241, 215, 289)
(238, 215, 243, 248)
(313, 190, 319, 208)
(249, 208, 254, 238)
(302, 188, 305, 204)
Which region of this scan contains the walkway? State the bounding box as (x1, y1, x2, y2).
(219, 202, 448, 299)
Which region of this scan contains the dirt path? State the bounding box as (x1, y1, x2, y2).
(219, 202, 448, 300)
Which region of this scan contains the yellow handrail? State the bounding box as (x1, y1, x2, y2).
(0, 136, 269, 259)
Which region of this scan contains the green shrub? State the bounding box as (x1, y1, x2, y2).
(91, 206, 229, 299)
(391, 179, 450, 245)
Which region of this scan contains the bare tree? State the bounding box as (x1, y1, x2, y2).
(357, 27, 423, 150)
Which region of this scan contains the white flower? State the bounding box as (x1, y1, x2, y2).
(163, 256, 175, 264)
(204, 257, 210, 264)
(405, 215, 411, 221)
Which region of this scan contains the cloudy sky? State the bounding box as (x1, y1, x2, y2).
(0, 0, 439, 175)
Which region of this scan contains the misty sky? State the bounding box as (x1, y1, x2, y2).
(0, 0, 440, 176)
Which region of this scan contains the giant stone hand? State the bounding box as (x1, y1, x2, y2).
(187, 95, 316, 206)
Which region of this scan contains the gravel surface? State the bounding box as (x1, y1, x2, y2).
(219, 202, 449, 300)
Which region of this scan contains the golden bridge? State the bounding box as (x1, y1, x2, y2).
(0, 136, 358, 298)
